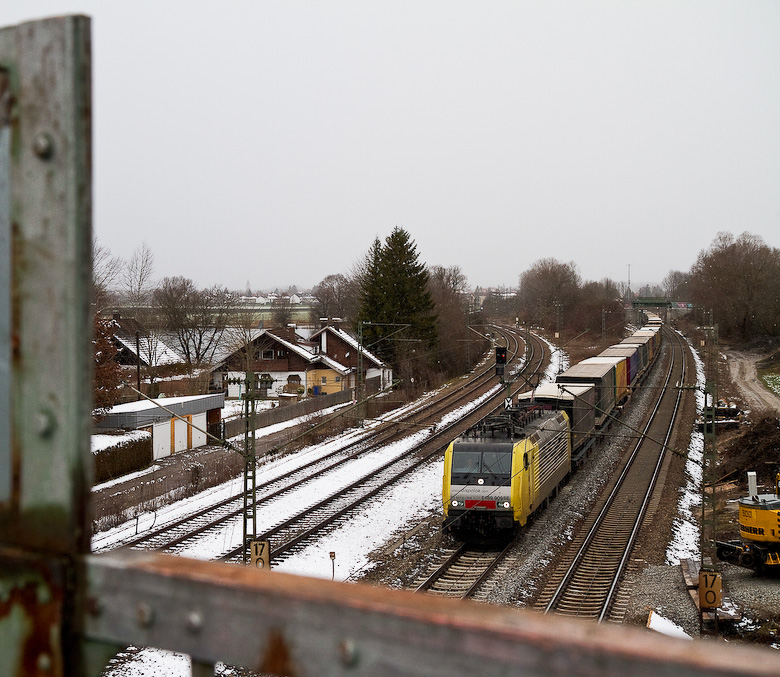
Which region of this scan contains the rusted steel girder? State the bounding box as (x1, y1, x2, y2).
(78, 549, 780, 677)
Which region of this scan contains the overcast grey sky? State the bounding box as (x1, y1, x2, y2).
(6, 2, 780, 292)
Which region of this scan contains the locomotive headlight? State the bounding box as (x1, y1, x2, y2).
(477, 478, 484, 485)
(502, 501, 511, 509)
(451, 500, 459, 507)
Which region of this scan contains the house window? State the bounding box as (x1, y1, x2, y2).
(261, 349, 273, 360)
(259, 373, 273, 395)
(321, 377, 327, 385)
(335, 376, 341, 383)
(277, 350, 284, 358)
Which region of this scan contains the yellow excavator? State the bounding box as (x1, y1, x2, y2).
(717, 471, 780, 572)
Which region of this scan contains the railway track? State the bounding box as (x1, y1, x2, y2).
(413, 541, 516, 598)
(96, 327, 548, 566)
(218, 328, 547, 564)
(534, 328, 690, 621)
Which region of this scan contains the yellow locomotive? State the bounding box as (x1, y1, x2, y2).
(716, 471, 780, 572)
(442, 408, 571, 536)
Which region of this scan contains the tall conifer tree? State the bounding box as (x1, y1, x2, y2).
(356, 228, 437, 367)
(357, 237, 388, 358)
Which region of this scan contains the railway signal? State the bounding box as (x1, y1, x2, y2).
(495, 346, 506, 379)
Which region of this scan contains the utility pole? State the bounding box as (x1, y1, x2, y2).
(525, 321, 530, 367)
(701, 322, 719, 567)
(135, 330, 142, 400)
(242, 364, 258, 564)
(627, 263, 631, 297)
(357, 321, 366, 425)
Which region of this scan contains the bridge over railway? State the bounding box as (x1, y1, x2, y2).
(632, 296, 693, 309)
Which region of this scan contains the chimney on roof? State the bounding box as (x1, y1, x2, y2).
(320, 317, 343, 330)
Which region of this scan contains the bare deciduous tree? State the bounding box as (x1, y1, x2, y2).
(154, 277, 235, 368)
(428, 265, 474, 376)
(92, 238, 123, 311)
(271, 295, 293, 328)
(689, 232, 780, 341)
(662, 270, 691, 300)
(570, 278, 625, 337)
(122, 243, 154, 310)
(518, 258, 581, 332)
(311, 273, 353, 323)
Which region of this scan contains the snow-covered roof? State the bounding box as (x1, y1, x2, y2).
(95, 393, 226, 429)
(114, 333, 181, 366)
(313, 354, 350, 375)
(206, 328, 266, 366)
(268, 330, 318, 361)
(211, 328, 352, 375)
(311, 325, 386, 367)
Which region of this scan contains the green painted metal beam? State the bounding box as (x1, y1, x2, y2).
(0, 15, 92, 676)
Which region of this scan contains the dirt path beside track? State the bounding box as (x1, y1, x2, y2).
(724, 350, 780, 414)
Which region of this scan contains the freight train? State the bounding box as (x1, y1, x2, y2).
(442, 319, 663, 536)
(716, 471, 780, 572)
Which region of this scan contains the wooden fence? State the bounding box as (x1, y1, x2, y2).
(222, 389, 354, 439)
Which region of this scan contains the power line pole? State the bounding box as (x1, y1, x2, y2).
(357, 321, 365, 426)
(701, 321, 718, 567)
(239, 358, 258, 564)
(554, 301, 562, 339)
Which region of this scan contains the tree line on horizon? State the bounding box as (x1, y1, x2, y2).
(93, 229, 780, 411)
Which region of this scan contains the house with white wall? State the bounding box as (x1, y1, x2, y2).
(94, 393, 225, 460)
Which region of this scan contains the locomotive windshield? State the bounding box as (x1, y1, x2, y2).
(482, 450, 512, 475)
(451, 444, 513, 485)
(451, 451, 481, 474)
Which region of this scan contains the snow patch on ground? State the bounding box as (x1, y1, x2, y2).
(665, 332, 704, 565)
(91, 430, 151, 455)
(647, 611, 693, 640)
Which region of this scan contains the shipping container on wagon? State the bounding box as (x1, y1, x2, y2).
(581, 356, 629, 406)
(556, 362, 616, 426)
(624, 332, 656, 362)
(516, 383, 596, 460)
(619, 334, 651, 370)
(640, 325, 662, 341)
(599, 345, 641, 387)
(632, 329, 660, 360)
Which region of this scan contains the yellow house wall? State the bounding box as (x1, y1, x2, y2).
(306, 368, 343, 395)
